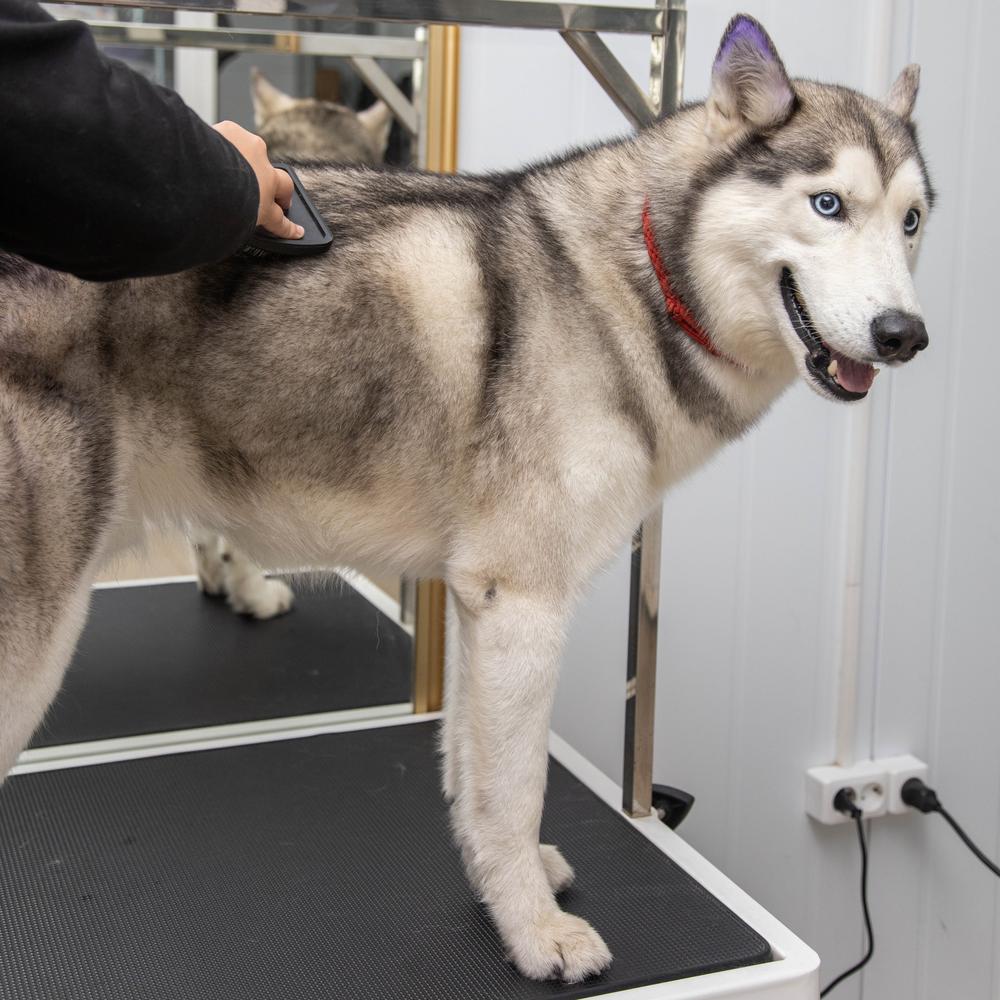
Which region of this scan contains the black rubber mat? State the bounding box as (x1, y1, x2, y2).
(0, 722, 770, 999)
(30, 576, 411, 748)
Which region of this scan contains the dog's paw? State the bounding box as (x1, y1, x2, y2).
(228, 577, 294, 620)
(197, 573, 226, 597)
(194, 549, 226, 596)
(540, 844, 575, 894)
(508, 910, 611, 983)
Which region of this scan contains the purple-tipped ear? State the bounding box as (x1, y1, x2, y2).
(885, 64, 920, 120)
(707, 15, 794, 139)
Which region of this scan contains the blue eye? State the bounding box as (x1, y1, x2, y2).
(811, 192, 842, 217)
(904, 208, 920, 235)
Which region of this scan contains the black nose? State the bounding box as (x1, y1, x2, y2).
(870, 311, 929, 361)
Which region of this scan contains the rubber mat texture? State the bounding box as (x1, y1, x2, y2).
(0, 722, 769, 999)
(30, 576, 411, 748)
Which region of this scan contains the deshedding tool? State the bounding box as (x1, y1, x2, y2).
(241, 163, 333, 258)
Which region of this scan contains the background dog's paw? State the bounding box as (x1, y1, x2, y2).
(540, 844, 575, 894)
(228, 577, 294, 620)
(508, 910, 611, 983)
(196, 572, 226, 597)
(193, 547, 226, 596)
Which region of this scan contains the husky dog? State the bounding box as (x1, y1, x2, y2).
(0, 16, 932, 983)
(251, 67, 392, 164)
(191, 69, 394, 618)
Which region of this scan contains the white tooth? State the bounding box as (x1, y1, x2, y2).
(872, 368, 881, 377)
(827, 359, 839, 377)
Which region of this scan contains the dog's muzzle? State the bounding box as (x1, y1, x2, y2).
(779, 268, 878, 401)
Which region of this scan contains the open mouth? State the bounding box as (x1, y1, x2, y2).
(779, 268, 877, 401)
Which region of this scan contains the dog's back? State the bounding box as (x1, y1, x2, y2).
(1, 167, 509, 579)
(0, 146, 667, 592)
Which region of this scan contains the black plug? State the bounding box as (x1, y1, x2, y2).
(901, 777, 941, 814)
(833, 787, 863, 820)
(900, 778, 1000, 878)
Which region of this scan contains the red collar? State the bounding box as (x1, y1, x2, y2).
(642, 198, 739, 367)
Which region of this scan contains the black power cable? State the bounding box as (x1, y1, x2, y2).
(820, 778, 1000, 996)
(820, 788, 874, 997)
(901, 778, 1000, 879)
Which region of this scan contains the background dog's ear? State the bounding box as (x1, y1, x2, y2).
(357, 101, 393, 162)
(885, 64, 920, 121)
(250, 67, 298, 128)
(706, 15, 795, 143)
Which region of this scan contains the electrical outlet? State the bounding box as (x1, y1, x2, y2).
(806, 755, 929, 824)
(805, 760, 889, 825)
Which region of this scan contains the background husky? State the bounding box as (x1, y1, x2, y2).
(250, 66, 392, 164)
(191, 69, 393, 618)
(0, 15, 932, 983)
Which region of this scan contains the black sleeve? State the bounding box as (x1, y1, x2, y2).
(0, 0, 259, 280)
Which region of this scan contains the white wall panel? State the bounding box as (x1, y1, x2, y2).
(866, 2, 1000, 998)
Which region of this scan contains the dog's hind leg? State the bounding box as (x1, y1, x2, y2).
(0, 399, 116, 779)
(0, 577, 94, 776)
(447, 575, 610, 982)
(191, 529, 293, 620)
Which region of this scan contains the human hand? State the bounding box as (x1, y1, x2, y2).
(212, 121, 303, 240)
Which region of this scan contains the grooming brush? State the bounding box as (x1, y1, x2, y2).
(240, 163, 333, 258)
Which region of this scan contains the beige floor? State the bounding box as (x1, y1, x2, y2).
(97, 529, 401, 605)
(96, 529, 197, 583)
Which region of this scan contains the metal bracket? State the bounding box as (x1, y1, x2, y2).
(349, 55, 419, 135)
(560, 0, 685, 132)
(559, 30, 657, 129)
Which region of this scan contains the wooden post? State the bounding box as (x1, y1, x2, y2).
(411, 25, 459, 714)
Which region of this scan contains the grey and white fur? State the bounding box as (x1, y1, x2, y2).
(0, 16, 933, 982)
(191, 69, 393, 618)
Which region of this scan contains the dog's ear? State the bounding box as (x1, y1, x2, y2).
(885, 64, 920, 121)
(250, 67, 297, 128)
(706, 15, 795, 143)
(357, 100, 393, 162)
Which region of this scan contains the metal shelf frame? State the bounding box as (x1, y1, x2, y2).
(49, 0, 686, 819)
(59, 0, 666, 34)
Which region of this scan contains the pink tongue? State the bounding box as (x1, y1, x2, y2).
(831, 349, 876, 393)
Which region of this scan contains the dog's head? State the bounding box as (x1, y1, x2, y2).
(679, 14, 933, 402)
(250, 68, 392, 166)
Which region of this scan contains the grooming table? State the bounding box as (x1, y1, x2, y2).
(2, 580, 818, 999)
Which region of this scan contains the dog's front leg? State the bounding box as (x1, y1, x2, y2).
(440, 593, 466, 803)
(448, 582, 611, 982)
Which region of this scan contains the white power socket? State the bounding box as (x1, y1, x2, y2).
(805, 754, 929, 825)
(806, 760, 889, 824)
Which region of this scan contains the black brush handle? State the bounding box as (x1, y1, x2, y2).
(243, 163, 333, 257)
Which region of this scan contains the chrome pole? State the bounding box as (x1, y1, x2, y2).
(622, 0, 684, 819)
